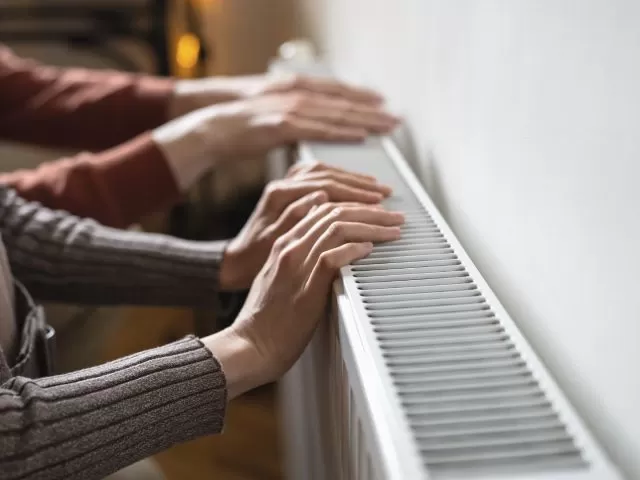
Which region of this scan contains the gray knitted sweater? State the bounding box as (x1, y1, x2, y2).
(0, 186, 228, 480)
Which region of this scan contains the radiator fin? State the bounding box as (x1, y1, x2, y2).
(310, 139, 588, 478)
(277, 54, 621, 480)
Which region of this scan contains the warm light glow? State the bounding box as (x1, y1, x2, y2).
(191, 0, 215, 6)
(176, 33, 201, 69)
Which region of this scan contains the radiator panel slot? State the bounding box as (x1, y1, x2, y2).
(296, 138, 615, 479)
(278, 87, 620, 478)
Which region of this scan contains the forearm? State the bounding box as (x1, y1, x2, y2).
(0, 133, 181, 229)
(0, 336, 226, 480)
(0, 46, 174, 151)
(0, 186, 226, 307)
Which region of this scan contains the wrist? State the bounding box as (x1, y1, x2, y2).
(219, 245, 246, 291)
(171, 78, 242, 119)
(203, 328, 263, 400)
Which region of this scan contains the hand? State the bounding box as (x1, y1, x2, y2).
(171, 72, 386, 118)
(219, 162, 393, 291)
(205, 203, 405, 398)
(154, 91, 399, 169)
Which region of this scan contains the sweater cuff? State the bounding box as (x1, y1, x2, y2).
(0, 336, 227, 480)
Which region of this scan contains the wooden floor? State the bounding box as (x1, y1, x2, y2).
(100, 306, 285, 480)
(155, 385, 284, 480)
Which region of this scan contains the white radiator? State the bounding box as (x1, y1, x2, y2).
(275, 45, 623, 480)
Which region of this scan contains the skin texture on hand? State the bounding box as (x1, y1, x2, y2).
(205, 202, 405, 400)
(218, 162, 393, 291)
(170, 72, 386, 119)
(154, 91, 398, 167)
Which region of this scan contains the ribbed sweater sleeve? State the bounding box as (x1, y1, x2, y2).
(0, 186, 227, 307)
(0, 335, 227, 480)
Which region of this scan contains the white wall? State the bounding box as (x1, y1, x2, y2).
(297, 1, 640, 478)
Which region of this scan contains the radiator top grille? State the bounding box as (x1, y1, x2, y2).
(306, 138, 590, 478)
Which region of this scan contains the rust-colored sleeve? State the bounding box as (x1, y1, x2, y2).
(0, 45, 175, 151)
(0, 45, 183, 228)
(0, 133, 181, 229)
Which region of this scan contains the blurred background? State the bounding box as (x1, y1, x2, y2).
(3, 1, 640, 479)
(0, 1, 300, 479)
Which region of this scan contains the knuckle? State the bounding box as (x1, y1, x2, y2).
(289, 93, 310, 112)
(318, 179, 336, 190)
(275, 112, 295, 128)
(295, 163, 318, 178)
(310, 171, 331, 182)
(286, 164, 301, 175)
(272, 235, 288, 253)
(265, 181, 283, 199)
(327, 222, 345, 239)
(278, 244, 298, 269)
(331, 205, 346, 218)
(264, 182, 287, 209)
(308, 161, 326, 172)
(318, 202, 337, 216)
(318, 252, 336, 271)
(291, 204, 308, 220)
(278, 239, 301, 273)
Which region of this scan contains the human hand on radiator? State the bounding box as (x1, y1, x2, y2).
(153, 91, 399, 174)
(219, 162, 392, 291)
(205, 202, 405, 399)
(170, 72, 389, 120)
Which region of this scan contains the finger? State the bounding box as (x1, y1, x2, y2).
(286, 162, 376, 183)
(301, 171, 392, 197)
(282, 202, 377, 240)
(293, 205, 404, 255)
(304, 242, 374, 295)
(282, 114, 368, 143)
(263, 173, 380, 215)
(304, 222, 401, 271)
(305, 179, 385, 203)
(287, 163, 389, 194)
(297, 95, 399, 133)
(268, 190, 328, 238)
(285, 163, 304, 177)
(280, 203, 379, 247)
(294, 76, 384, 105)
(268, 180, 384, 208)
